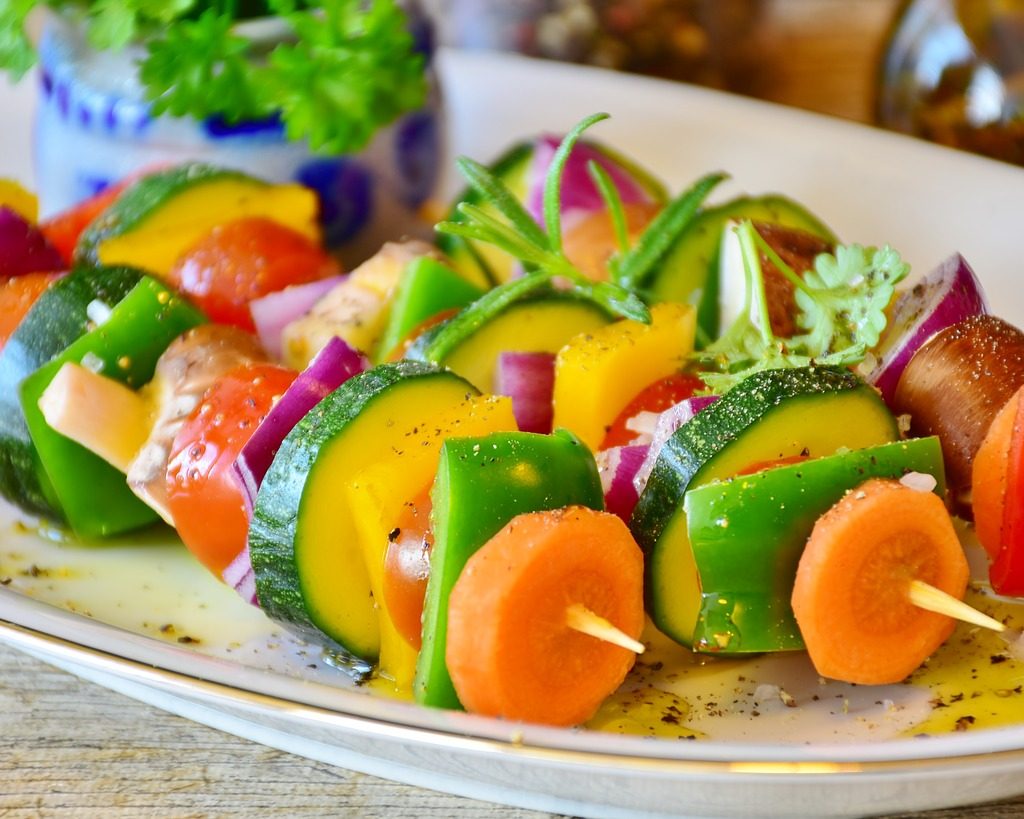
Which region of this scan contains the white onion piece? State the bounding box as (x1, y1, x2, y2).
(250, 274, 345, 361)
(494, 351, 556, 434)
(867, 253, 987, 404)
(634, 394, 719, 495)
(233, 336, 368, 513)
(222, 544, 258, 607)
(597, 444, 649, 522)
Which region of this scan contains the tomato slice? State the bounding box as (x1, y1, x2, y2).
(382, 486, 433, 649)
(384, 307, 461, 363)
(991, 394, 1024, 595)
(40, 179, 132, 265)
(168, 217, 340, 332)
(165, 362, 297, 575)
(735, 453, 810, 477)
(601, 372, 704, 450)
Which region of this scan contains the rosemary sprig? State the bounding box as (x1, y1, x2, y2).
(436, 113, 650, 325)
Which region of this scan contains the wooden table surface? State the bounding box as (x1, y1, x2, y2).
(7, 1, 1024, 817)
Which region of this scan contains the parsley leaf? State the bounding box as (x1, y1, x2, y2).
(0, 0, 39, 80)
(697, 220, 909, 392)
(141, 9, 262, 123)
(266, 0, 426, 153)
(2, 0, 426, 156)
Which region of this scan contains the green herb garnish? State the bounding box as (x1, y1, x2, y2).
(436, 112, 651, 324)
(0, 0, 427, 154)
(699, 220, 909, 392)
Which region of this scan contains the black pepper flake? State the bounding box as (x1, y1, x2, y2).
(991, 654, 1010, 665)
(159, 623, 175, 634)
(177, 635, 199, 644)
(954, 715, 976, 732)
(0, 577, 10, 585)
(388, 527, 401, 543)
(660, 714, 680, 725)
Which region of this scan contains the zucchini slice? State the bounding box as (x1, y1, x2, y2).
(630, 366, 898, 647)
(414, 294, 612, 392)
(75, 164, 319, 275)
(249, 361, 483, 669)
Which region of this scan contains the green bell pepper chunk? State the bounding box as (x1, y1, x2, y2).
(681, 436, 946, 655)
(415, 429, 604, 710)
(375, 257, 484, 362)
(0, 266, 143, 517)
(20, 276, 206, 539)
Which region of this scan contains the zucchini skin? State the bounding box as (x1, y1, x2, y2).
(631, 366, 876, 551)
(0, 266, 143, 517)
(249, 360, 475, 674)
(74, 164, 250, 267)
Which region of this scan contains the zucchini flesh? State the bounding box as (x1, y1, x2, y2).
(425, 296, 611, 392)
(630, 366, 898, 647)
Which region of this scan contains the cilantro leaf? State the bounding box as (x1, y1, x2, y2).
(793, 244, 909, 354)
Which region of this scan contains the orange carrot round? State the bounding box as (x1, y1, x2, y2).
(791, 478, 969, 685)
(446, 506, 644, 726)
(972, 387, 1023, 559)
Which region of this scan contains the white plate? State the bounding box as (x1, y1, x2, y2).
(5, 49, 1024, 819)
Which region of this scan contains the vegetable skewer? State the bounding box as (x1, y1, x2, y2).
(907, 579, 1006, 633)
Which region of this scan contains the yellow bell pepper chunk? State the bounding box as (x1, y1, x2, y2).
(97, 179, 319, 276)
(37, 362, 151, 474)
(0, 179, 38, 222)
(346, 394, 517, 694)
(552, 302, 696, 450)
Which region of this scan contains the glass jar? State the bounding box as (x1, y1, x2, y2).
(33, 5, 443, 263)
(877, 0, 1024, 164)
(432, 0, 765, 93)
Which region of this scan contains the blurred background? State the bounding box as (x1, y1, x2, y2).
(427, 0, 1024, 166)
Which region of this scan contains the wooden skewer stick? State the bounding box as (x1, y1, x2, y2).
(908, 579, 1006, 633)
(565, 603, 645, 653)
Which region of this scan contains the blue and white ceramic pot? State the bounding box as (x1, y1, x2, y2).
(33, 8, 443, 263)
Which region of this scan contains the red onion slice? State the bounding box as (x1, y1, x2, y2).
(866, 253, 988, 405)
(598, 444, 650, 522)
(525, 136, 658, 224)
(233, 335, 368, 512)
(495, 351, 556, 434)
(0, 206, 64, 277)
(634, 395, 719, 495)
(222, 544, 258, 607)
(250, 274, 344, 361)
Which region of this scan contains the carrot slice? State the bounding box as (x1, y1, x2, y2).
(791, 478, 969, 685)
(972, 387, 1022, 559)
(446, 506, 644, 726)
